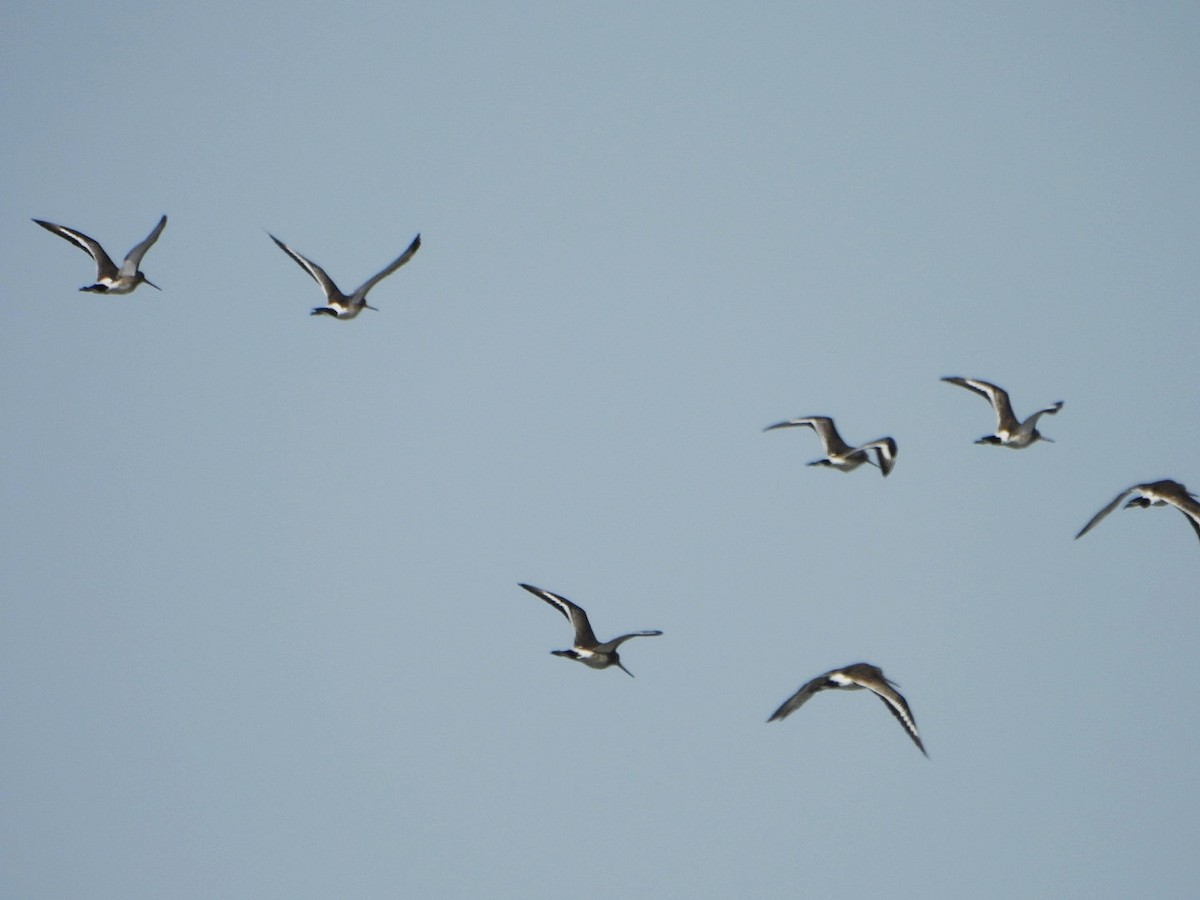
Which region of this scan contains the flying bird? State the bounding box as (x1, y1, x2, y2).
(768, 662, 927, 756)
(269, 232, 420, 319)
(1075, 480, 1200, 545)
(33, 215, 167, 294)
(942, 376, 1062, 448)
(518, 583, 662, 677)
(763, 416, 897, 476)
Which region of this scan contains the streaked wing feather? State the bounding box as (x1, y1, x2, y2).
(33, 219, 118, 277)
(518, 583, 598, 646)
(865, 681, 927, 756)
(860, 437, 898, 476)
(944, 377, 1015, 427)
(269, 234, 341, 298)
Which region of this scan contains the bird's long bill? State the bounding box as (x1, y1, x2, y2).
(616, 660, 635, 678)
(1041, 436, 1055, 443)
(365, 303, 379, 311)
(144, 278, 162, 291)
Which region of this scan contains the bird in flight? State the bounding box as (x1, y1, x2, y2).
(764, 416, 897, 476)
(33, 215, 167, 294)
(518, 583, 662, 677)
(269, 232, 420, 319)
(1075, 479, 1200, 545)
(768, 662, 927, 756)
(942, 376, 1062, 448)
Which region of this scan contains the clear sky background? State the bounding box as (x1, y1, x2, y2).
(4, 3, 1199, 898)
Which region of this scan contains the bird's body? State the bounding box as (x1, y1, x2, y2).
(518, 583, 662, 677)
(1075, 479, 1200, 544)
(34, 215, 167, 294)
(942, 377, 1061, 448)
(764, 416, 897, 476)
(269, 232, 421, 319)
(768, 662, 927, 756)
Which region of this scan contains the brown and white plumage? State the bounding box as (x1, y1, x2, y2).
(942, 377, 1062, 448)
(270, 232, 420, 319)
(518, 583, 662, 677)
(1075, 480, 1200, 544)
(763, 416, 897, 476)
(768, 662, 927, 756)
(34, 215, 166, 294)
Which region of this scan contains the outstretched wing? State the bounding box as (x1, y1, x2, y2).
(764, 416, 850, 456)
(1158, 484, 1200, 545)
(269, 233, 341, 300)
(860, 437, 898, 477)
(1024, 401, 1063, 429)
(594, 630, 663, 653)
(942, 376, 1015, 429)
(120, 215, 167, 276)
(352, 233, 421, 301)
(518, 583, 598, 647)
(33, 219, 118, 279)
(1075, 487, 1138, 540)
(862, 678, 927, 756)
(767, 670, 832, 723)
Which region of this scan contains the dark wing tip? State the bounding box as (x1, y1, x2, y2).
(766, 694, 802, 722)
(1073, 517, 1098, 539)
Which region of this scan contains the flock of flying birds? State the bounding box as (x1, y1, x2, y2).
(31, 214, 421, 319)
(32, 213, 1200, 757)
(762, 382, 1199, 754)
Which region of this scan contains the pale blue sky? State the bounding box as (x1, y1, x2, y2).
(4, 3, 1200, 898)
